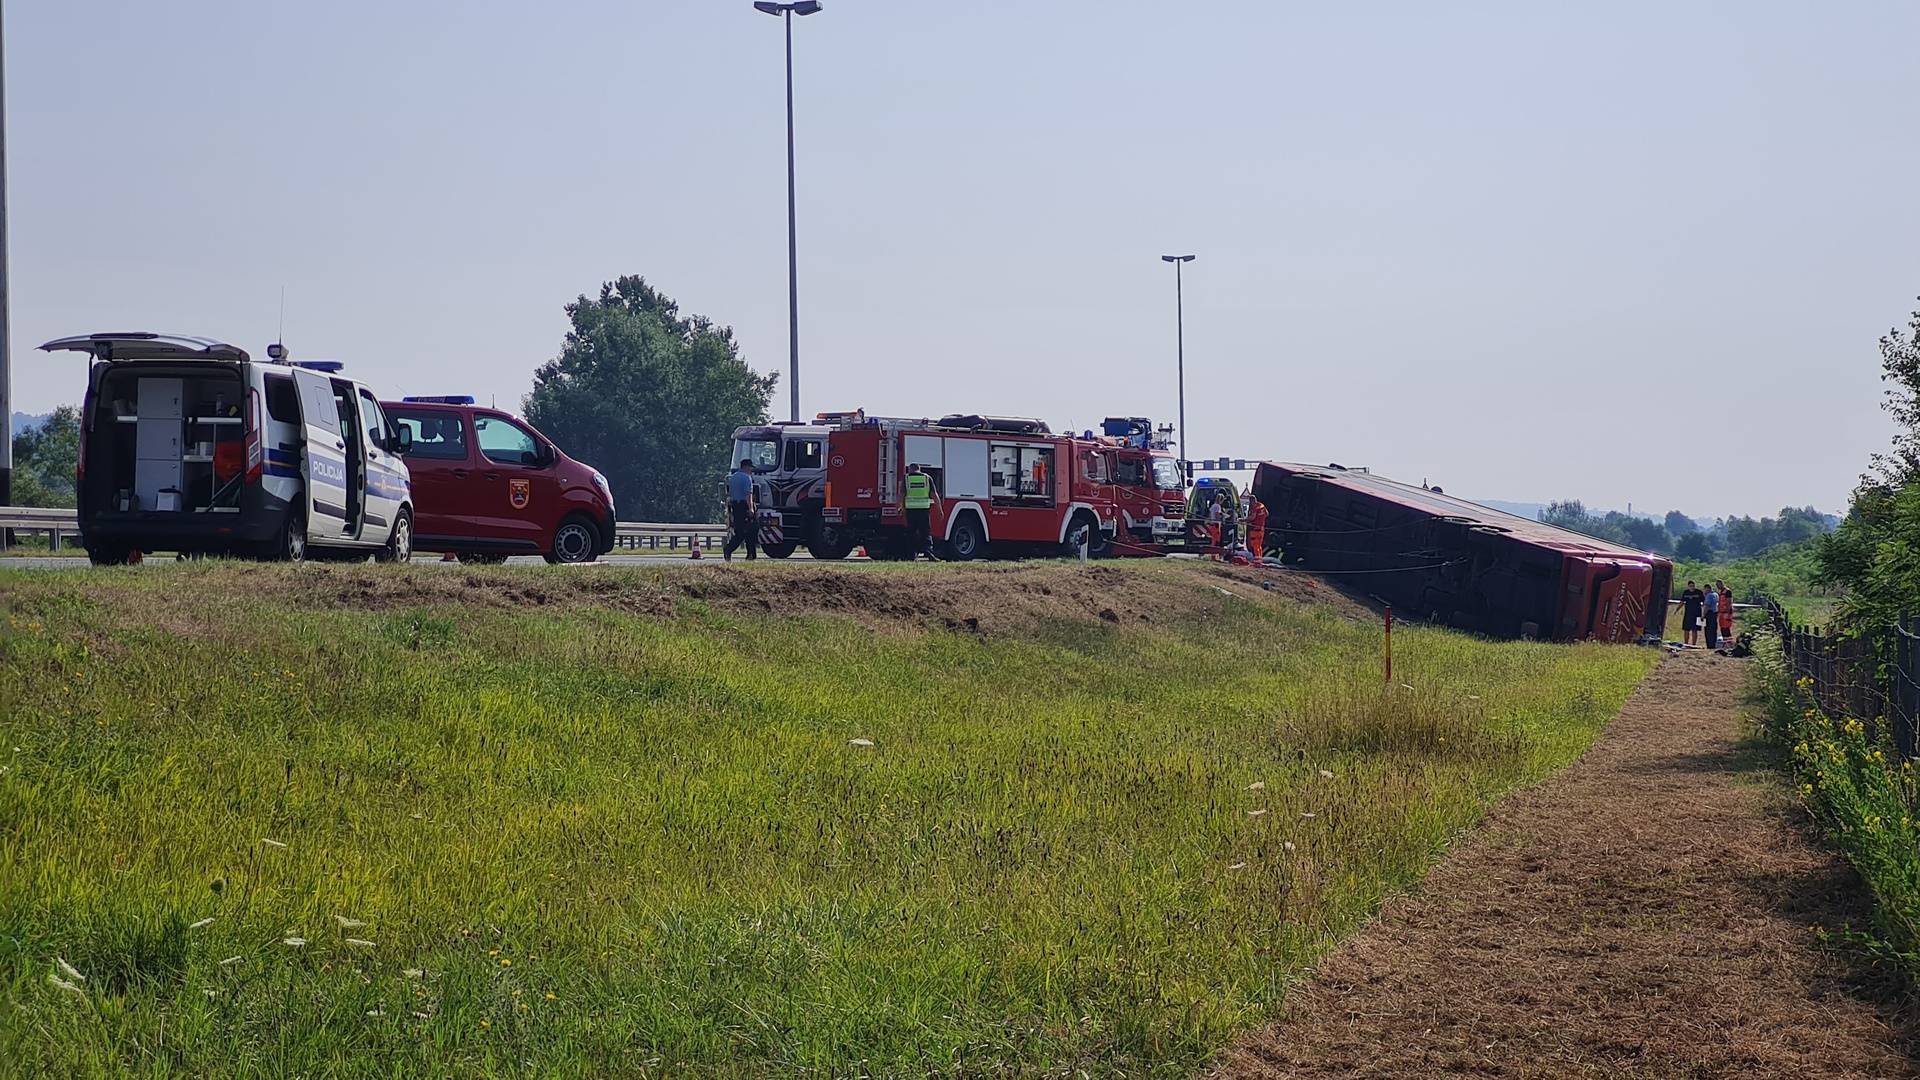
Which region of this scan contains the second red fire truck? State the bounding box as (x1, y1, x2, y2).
(819, 413, 1187, 560)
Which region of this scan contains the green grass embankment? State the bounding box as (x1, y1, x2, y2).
(0, 561, 1658, 1077)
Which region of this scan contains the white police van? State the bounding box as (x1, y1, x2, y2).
(43, 332, 414, 565)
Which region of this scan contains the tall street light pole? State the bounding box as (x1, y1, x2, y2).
(754, 0, 822, 424)
(1161, 254, 1194, 474)
(0, 0, 12, 509)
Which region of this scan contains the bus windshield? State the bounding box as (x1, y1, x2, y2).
(732, 438, 780, 472)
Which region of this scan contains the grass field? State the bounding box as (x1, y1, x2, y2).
(0, 561, 1658, 1077)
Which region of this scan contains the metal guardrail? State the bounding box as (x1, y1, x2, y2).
(0, 506, 80, 551)
(0, 506, 726, 555)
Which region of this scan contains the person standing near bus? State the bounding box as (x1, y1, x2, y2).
(724, 458, 758, 562)
(905, 463, 936, 560)
(1246, 494, 1268, 560)
(1717, 580, 1735, 645)
(1703, 582, 1721, 649)
(1679, 581, 1705, 647)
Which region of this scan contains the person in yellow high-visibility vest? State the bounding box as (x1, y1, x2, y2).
(905, 464, 937, 560)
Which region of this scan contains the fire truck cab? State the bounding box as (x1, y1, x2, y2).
(728, 420, 843, 559)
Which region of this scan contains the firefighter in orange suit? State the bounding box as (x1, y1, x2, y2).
(1246, 494, 1268, 560)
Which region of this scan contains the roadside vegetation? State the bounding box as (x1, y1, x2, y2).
(0, 561, 1657, 1077)
(1741, 295, 1920, 984)
(1751, 632, 1920, 976)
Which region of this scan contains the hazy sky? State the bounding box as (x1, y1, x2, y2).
(7, 1, 1918, 517)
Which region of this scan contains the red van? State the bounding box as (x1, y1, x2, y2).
(383, 396, 615, 563)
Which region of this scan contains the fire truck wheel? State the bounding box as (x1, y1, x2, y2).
(940, 514, 985, 561)
(761, 542, 797, 559)
(1063, 513, 1109, 558)
(808, 522, 852, 560)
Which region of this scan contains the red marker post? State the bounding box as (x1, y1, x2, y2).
(1384, 605, 1393, 688)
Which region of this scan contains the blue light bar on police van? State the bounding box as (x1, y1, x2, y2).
(291, 360, 345, 373)
(401, 395, 477, 405)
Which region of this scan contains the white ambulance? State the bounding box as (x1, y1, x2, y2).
(43, 332, 414, 565)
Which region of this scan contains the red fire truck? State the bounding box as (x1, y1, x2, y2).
(821, 413, 1187, 560)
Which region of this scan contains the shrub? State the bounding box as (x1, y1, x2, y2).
(1752, 629, 1920, 973)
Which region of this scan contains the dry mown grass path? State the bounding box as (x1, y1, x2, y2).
(1220, 653, 1919, 1079)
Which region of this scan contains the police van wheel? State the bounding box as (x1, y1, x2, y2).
(546, 516, 599, 564)
(377, 509, 413, 564)
(278, 515, 307, 563)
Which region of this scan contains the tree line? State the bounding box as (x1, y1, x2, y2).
(1537, 499, 1832, 561)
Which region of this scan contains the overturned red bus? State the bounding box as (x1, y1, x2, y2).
(1249, 462, 1672, 643)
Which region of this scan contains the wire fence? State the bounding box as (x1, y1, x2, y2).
(1761, 596, 1920, 759)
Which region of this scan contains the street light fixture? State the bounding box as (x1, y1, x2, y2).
(755, 0, 823, 423)
(1161, 255, 1195, 474)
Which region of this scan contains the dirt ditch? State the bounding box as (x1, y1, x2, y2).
(1218, 653, 1919, 1079)
(8, 558, 1371, 637)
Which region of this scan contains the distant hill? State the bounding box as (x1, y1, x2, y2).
(11, 411, 50, 438)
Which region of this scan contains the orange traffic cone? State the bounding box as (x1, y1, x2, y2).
(689, 532, 703, 560)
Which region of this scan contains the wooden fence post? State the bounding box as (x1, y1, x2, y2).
(1898, 615, 1919, 759)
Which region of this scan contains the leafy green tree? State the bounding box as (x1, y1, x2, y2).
(1608, 513, 1673, 553)
(1674, 531, 1714, 562)
(524, 277, 777, 522)
(1664, 510, 1699, 538)
(1540, 499, 1631, 544)
(1816, 296, 1920, 630)
(1871, 297, 1920, 487)
(10, 405, 80, 508)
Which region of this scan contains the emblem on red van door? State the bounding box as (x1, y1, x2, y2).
(509, 479, 531, 509)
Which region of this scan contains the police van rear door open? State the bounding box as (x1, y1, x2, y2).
(290, 368, 353, 540)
